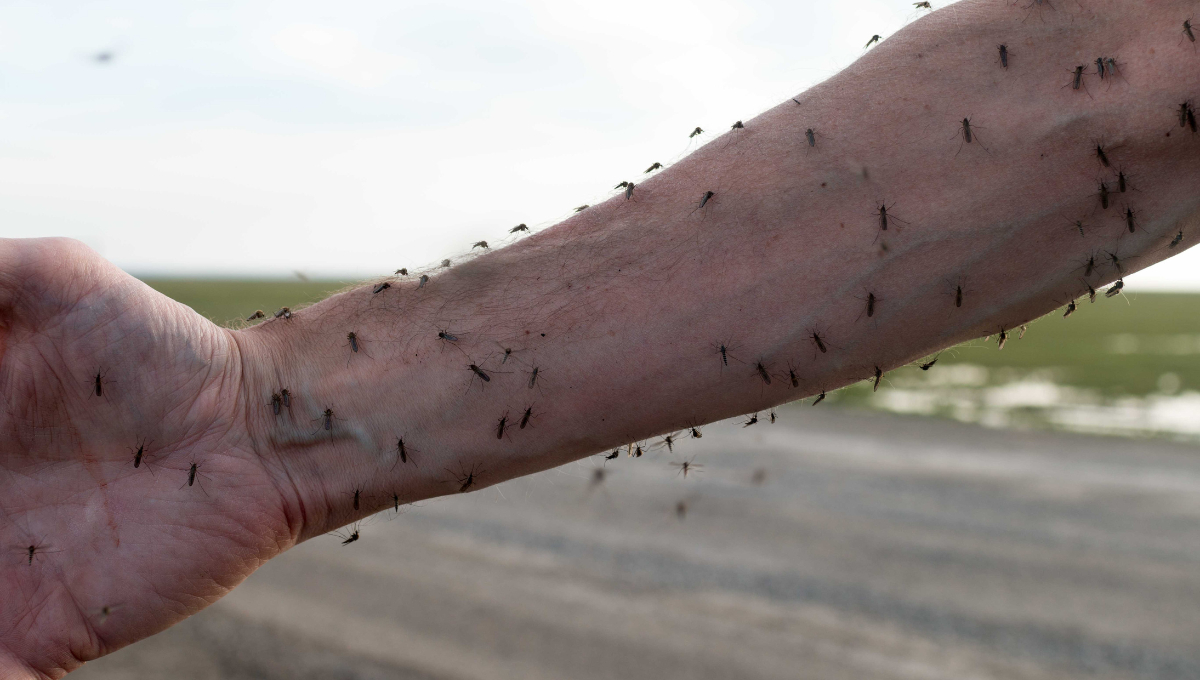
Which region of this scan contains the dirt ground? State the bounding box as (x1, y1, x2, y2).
(74, 408, 1200, 680)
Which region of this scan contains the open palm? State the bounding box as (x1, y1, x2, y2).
(0, 238, 290, 679)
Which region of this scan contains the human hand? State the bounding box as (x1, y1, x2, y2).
(0, 237, 292, 679)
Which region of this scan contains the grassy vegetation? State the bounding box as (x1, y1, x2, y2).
(140, 280, 1200, 399)
(916, 291, 1200, 397)
(141, 279, 353, 329)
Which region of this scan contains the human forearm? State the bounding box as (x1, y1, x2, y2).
(237, 0, 1200, 539)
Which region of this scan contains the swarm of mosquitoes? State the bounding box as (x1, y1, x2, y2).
(36, 2, 1200, 590)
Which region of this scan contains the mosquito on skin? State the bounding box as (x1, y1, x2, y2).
(519, 405, 535, 430)
(395, 268, 409, 276)
(495, 412, 509, 440)
(689, 126, 704, 138)
(872, 366, 883, 392)
(313, 407, 342, 439)
(246, 310, 265, 321)
(645, 162, 663, 173)
(743, 413, 759, 427)
(920, 356, 939, 370)
(997, 44, 1009, 68)
(128, 438, 154, 472)
(1170, 230, 1185, 249)
(813, 390, 827, 405)
(447, 463, 484, 493)
(1124, 207, 1138, 234)
(1063, 299, 1077, 318)
(19, 541, 62, 566)
(510, 224, 529, 234)
(712, 339, 741, 371)
(1106, 279, 1125, 298)
(754, 361, 772, 386)
(810, 329, 831, 355)
(180, 460, 210, 495)
(372, 282, 391, 294)
(394, 436, 415, 467)
(955, 117, 989, 155)
(89, 367, 114, 398)
(472, 241, 489, 250)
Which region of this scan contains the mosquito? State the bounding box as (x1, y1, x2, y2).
(1064, 299, 1077, 317)
(247, 310, 265, 321)
(810, 330, 829, 354)
(448, 464, 483, 493)
(1106, 279, 1125, 298)
(495, 412, 509, 440)
(472, 241, 489, 250)
(574, 205, 589, 213)
(645, 162, 663, 173)
(755, 361, 772, 385)
(21, 542, 61, 566)
(865, 34, 882, 48)
(672, 459, 703, 478)
(395, 268, 409, 275)
(997, 44, 1009, 68)
(955, 117, 989, 154)
(520, 406, 534, 429)
(274, 307, 292, 320)
(1170, 230, 1185, 249)
(872, 366, 883, 392)
(372, 282, 391, 294)
(689, 126, 704, 138)
(510, 224, 529, 234)
(743, 413, 759, 427)
(335, 524, 361, 546)
(89, 368, 114, 398)
(813, 390, 827, 405)
(180, 460, 210, 495)
(129, 438, 153, 471)
(920, 357, 939, 370)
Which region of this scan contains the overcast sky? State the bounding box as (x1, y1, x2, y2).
(2, 0, 1198, 289)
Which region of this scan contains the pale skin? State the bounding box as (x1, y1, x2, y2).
(2, 0, 1200, 676)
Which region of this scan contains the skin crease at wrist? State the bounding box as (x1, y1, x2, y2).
(232, 0, 1200, 541)
(4, 1, 1200, 677)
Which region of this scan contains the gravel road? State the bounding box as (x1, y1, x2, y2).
(75, 408, 1200, 680)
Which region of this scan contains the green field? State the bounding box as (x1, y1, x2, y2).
(142, 279, 352, 329)
(141, 280, 1200, 439)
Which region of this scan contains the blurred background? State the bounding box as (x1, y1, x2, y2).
(10, 0, 1196, 678)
